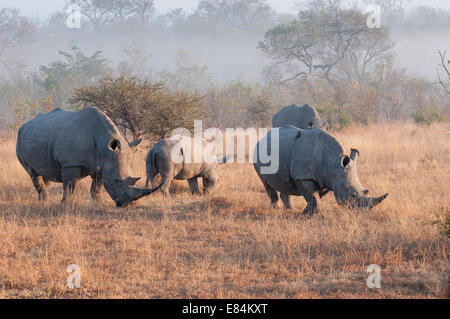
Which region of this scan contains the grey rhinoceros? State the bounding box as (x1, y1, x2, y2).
(272, 104, 328, 130)
(146, 135, 226, 196)
(16, 107, 160, 207)
(253, 126, 388, 216)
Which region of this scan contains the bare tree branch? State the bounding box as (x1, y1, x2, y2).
(437, 51, 450, 94)
(0, 9, 34, 62)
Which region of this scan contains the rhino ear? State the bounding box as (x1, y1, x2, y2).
(350, 149, 360, 163)
(216, 155, 231, 164)
(124, 177, 141, 186)
(129, 138, 142, 149)
(205, 134, 217, 142)
(108, 138, 121, 152)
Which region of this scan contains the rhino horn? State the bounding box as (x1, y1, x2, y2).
(216, 155, 231, 164)
(124, 177, 141, 186)
(368, 193, 389, 209)
(357, 193, 388, 210)
(129, 184, 161, 201)
(116, 184, 161, 206)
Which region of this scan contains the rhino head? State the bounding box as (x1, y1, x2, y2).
(332, 149, 388, 211)
(102, 138, 159, 207)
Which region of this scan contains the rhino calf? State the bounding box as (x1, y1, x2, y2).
(253, 126, 388, 216)
(146, 135, 225, 197)
(272, 104, 328, 130)
(16, 107, 160, 207)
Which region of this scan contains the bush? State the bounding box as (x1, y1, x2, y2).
(411, 106, 446, 125)
(70, 75, 209, 142)
(433, 210, 450, 239)
(317, 103, 351, 130)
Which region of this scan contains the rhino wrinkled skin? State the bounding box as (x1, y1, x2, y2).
(272, 104, 328, 130)
(16, 107, 160, 207)
(253, 126, 388, 216)
(146, 135, 224, 196)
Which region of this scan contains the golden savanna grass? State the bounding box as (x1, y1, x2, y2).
(0, 123, 448, 298)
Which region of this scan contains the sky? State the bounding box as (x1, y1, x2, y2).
(1, 0, 450, 19)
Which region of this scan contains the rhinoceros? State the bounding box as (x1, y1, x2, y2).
(253, 126, 388, 216)
(16, 107, 160, 207)
(272, 104, 328, 130)
(146, 135, 226, 196)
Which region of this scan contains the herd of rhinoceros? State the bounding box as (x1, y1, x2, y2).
(15, 104, 388, 215)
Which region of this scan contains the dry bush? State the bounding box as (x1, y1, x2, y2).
(70, 75, 208, 142)
(0, 123, 448, 298)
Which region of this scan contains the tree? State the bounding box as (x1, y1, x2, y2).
(37, 47, 111, 107)
(117, 45, 152, 78)
(363, 0, 411, 17)
(259, 0, 393, 86)
(246, 92, 272, 127)
(123, 0, 155, 25)
(339, 26, 394, 83)
(0, 9, 34, 69)
(70, 0, 154, 28)
(70, 0, 118, 29)
(206, 79, 271, 128)
(157, 50, 211, 91)
(197, 0, 274, 31)
(70, 75, 209, 142)
(438, 51, 450, 95)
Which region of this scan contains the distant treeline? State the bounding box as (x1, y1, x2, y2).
(0, 0, 449, 135)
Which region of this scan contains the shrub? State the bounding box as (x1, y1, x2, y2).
(411, 106, 446, 125)
(70, 75, 209, 142)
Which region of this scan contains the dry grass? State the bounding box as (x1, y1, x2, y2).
(0, 122, 448, 298)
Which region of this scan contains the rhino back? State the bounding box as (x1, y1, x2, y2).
(272, 104, 322, 129)
(17, 107, 120, 181)
(154, 137, 212, 180)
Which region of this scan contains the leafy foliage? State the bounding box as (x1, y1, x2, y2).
(259, 1, 393, 86)
(37, 47, 111, 107)
(433, 210, 450, 239)
(198, 0, 274, 32)
(0, 8, 34, 65)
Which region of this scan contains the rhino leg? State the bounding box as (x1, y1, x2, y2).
(280, 193, 292, 209)
(188, 177, 201, 195)
(62, 181, 78, 203)
(30, 173, 48, 201)
(302, 193, 320, 216)
(145, 172, 158, 188)
(90, 174, 102, 201)
(202, 176, 217, 194)
(61, 167, 82, 203)
(160, 174, 173, 197)
(319, 189, 329, 198)
(145, 162, 159, 188)
(296, 180, 321, 216)
(263, 182, 279, 208)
